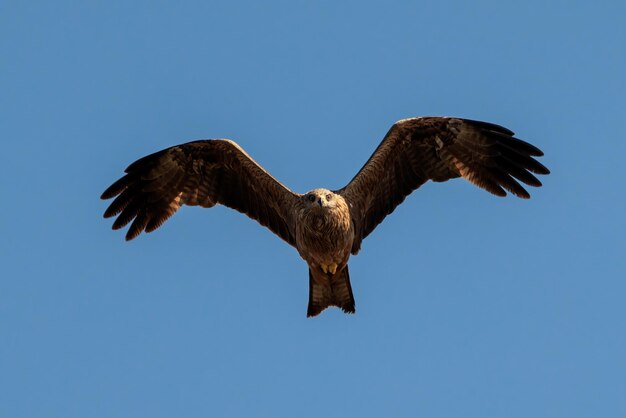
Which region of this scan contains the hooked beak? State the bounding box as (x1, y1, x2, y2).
(317, 198, 323, 207)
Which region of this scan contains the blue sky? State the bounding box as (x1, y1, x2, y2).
(2, 1, 625, 417)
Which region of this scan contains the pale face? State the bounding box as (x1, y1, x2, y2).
(302, 188, 340, 210)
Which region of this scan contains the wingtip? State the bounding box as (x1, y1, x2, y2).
(513, 186, 531, 199)
(530, 161, 550, 175)
(101, 175, 131, 200)
(124, 231, 138, 241)
(100, 189, 116, 200)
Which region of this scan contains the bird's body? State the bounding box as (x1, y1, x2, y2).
(101, 117, 550, 316)
(295, 189, 353, 274)
(295, 189, 356, 316)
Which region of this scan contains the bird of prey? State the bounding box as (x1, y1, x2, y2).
(101, 117, 549, 317)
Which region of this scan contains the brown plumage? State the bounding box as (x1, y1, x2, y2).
(101, 117, 550, 317)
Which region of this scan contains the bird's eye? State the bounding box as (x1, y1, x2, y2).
(326, 194, 333, 200)
(308, 194, 316, 202)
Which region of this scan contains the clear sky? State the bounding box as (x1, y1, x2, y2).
(2, 1, 625, 417)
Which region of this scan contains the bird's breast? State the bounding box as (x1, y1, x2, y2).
(296, 209, 354, 266)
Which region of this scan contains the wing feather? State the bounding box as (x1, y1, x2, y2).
(337, 117, 549, 254)
(101, 139, 300, 244)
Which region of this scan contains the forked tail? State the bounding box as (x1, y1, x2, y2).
(307, 265, 355, 317)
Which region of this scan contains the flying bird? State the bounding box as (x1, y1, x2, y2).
(101, 117, 549, 317)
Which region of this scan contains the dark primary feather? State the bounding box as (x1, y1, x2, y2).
(336, 117, 549, 254)
(101, 139, 300, 243)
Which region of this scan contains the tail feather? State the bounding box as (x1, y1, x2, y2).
(307, 265, 355, 317)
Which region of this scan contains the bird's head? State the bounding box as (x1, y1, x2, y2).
(302, 188, 341, 211)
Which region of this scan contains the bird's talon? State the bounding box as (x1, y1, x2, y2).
(328, 263, 338, 274)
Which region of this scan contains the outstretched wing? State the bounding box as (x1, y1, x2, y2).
(101, 139, 300, 244)
(336, 117, 550, 254)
